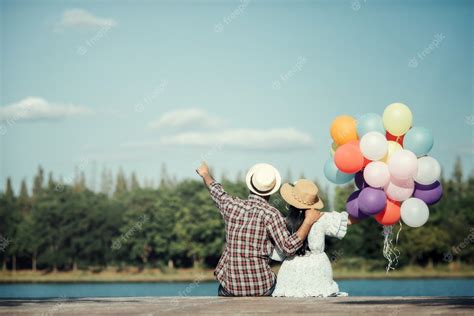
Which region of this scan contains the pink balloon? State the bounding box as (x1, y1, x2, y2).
(388, 149, 418, 180)
(384, 177, 415, 202)
(363, 161, 390, 188)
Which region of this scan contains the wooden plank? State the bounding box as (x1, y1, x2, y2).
(0, 296, 473, 315)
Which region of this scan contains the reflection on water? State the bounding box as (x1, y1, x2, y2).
(0, 279, 473, 299)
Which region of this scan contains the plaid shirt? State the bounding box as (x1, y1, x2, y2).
(209, 182, 303, 296)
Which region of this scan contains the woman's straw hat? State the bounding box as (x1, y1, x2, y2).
(280, 179, 324, 209)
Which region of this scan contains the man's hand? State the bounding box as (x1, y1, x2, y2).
(304, 209, 324, 224)
(196, 161, 214, 188)
(196, 162, 210, 178)
(294, 209, 323, 242)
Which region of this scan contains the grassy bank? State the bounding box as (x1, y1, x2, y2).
(1, 264, 473, 283)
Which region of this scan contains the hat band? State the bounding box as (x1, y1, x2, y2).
(250, 175, 274, 195)
(292, 189, 319, 206)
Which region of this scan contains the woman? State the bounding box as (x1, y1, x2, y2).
(271, 179, 355, 297)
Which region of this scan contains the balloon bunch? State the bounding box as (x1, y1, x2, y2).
(324, 103, 443, 228)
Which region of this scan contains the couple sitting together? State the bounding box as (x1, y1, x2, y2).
(196, 162, 356, 297)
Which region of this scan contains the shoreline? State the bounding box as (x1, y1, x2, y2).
(1, 267, 473, 283)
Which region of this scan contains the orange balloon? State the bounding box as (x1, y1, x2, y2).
(334, 142, 364, 173)
(330, 115, 358, 145)
(375, 199, 401, 226)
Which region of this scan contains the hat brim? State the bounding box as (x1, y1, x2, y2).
(245, 163, 282, 196)
(280, 183, 324, 210)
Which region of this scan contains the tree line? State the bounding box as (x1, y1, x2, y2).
(0, 158, 472, 272)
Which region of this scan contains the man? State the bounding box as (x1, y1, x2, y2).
(196, 162, 322, 297)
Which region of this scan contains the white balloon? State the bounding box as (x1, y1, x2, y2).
(414, 156, 441, 185)
(360, 131, 388, 161)
(388, 149, 418, 180)
(385, 177, 415, 201)
(364, 161, 390, 188)
(401, 198, 429, 228)
(381, 141, 403, 163)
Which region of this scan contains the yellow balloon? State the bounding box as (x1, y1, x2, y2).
(381, 141, 403, 163)
(383, 103, 413, 136)
(330, 142, 338, 157)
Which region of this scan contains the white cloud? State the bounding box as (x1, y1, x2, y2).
(149, 108, 224, 130)
(0, 97, 93, 122)
(123, 128, 315, 151)
(57, 9, 117, 30)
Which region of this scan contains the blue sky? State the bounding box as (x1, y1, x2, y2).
(0, 0, 472, 193)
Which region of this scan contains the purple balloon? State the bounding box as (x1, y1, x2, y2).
(358, 187, 387, 215)
(414, 181, 443, 205)
(355, 171, 368, 190)
(346, 190, 369, 219)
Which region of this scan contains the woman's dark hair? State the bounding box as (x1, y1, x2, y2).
(286, 205, 310, 256)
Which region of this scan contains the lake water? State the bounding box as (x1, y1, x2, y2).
(1, 279, 473, 298)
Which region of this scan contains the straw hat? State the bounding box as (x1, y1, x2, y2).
(246, 163, 282, 196)
(280, 179, 324, 209)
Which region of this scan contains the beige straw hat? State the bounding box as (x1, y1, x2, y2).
(246, 163, 282, 196)
(280, 179, 324, 209)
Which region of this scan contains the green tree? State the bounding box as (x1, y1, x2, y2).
(32, 166, 44, 197)
(114, 168, 128, 197)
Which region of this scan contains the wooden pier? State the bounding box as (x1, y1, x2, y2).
(1, 296, 473, 315)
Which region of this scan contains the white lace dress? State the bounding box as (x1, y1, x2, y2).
(271, 211, 349, 297)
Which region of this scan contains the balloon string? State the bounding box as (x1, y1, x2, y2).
(382, 224, 401, 273)
(395, 220, 402, 245)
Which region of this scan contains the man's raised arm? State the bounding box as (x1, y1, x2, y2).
(196, 161, 214, 188)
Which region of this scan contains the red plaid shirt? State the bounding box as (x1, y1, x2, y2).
(209, 182, 303, 296)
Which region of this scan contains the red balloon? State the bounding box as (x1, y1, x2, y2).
(386, 131, 404, 146)
(363, 158, 371, 167)
(334, 142, 364, 173)
(375, 199, 401, 226)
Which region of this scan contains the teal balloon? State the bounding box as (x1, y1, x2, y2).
(404, 127, 434, 157)
(357, 113, 385, 137)
(324, 158, 355, 184)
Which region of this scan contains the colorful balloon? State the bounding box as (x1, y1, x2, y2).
(384, 177, 415, 201)
(386, 131, 405, 146)
(375, 199, 401, 226)
(364, 161, 390, 188)
(404, 127, 434, 157)
(358, 187, 387, 215)
(330, 115, 358, 145)
(381, 141, 403, 163)
(354, 171, 368, 190)
(330, 142, 338, 157)
(383, 103, 413, 136)
(414, 156, 441, 185)
(346, 190, 369, 219)
(413, 181, 443, 205)
(388, 149, 418, 180)
(360, 131, 388, 161)
(324, 158, 355, 184)
(400, 198, 429, 227)
(357, 113, 385, 137)
(334, 142, 365, 174)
